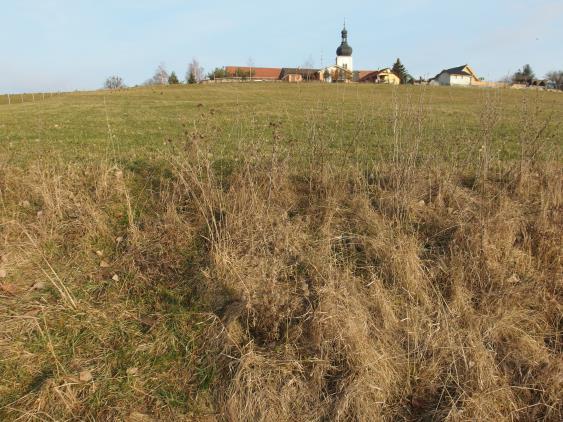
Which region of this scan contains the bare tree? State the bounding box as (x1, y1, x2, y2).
(498, 74, 513, 84)
(546, 70, 563, 90)
(145, 63, 169, 85)
(302, 54, 315, 69)
(104, 75, 125, 89)
(186, 58, 204, 83)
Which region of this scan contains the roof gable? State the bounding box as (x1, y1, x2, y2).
(321, 65, 353, 74)
(357, 70, 377, 79)
(358, 69, 399, 82)
(437, 65, 479, 80)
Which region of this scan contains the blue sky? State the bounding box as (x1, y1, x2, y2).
(1, 0, 562, 93)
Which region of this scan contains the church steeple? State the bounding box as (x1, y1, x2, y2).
(335, 22, 354, 72)
(336, 23, 353, 57)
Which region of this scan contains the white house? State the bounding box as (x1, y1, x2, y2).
(433, 65, 480, 86)
(320, 65, 353, 83)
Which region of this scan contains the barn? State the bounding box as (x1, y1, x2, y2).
(433, 65, 480, 86)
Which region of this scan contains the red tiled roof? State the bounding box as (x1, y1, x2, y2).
(357, 70, 377, 80)
(225, 66, 282, 79)
(358, 71, 380, 82)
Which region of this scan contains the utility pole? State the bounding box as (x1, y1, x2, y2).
(247, 57, 255, 82)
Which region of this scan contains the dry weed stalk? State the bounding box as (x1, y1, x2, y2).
(171, 118, 561, 420)
(0, 90, 561, 421)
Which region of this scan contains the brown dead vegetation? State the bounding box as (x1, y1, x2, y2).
(1, 148, 560, 421)
(1, 90, 562, 421)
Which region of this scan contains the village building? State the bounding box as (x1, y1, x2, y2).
(224, 66, 282, 81)
(280, 68, 321, 82)
(318, 65, 353, 83)
(432, 65, 480, 86)
(220, 25, 402, 85)
(358, 68, 400, 85)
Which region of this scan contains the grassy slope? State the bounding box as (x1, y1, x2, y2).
(0, 84, 562, 421)
(2, 84, 561, 164)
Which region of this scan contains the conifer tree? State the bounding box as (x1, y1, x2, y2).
(207, 67, 228, 80)
(513, 64, 535, 84)
(392, 58, 409, 84)
(187, 71, 196, 84)
(168, 72, 179, 85)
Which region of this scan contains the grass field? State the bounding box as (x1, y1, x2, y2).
(2, 84, 562, 164)
(1, 84, 562, 421)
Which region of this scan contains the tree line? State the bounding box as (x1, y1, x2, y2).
(105, 57, 413, 88)
(506, 64, 563, 89)
(104, 58, 205, 89)
(104, 59, 563, 90)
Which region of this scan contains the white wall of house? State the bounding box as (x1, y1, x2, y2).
(437, 72, 450, 85)
(336, 56, 353, 72)
(437, 72, 471, 86)
(322, 65, 352, 82)
(451, 74, 471, 86)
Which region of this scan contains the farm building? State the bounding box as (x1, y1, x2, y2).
(224, 66, 281, 81)
(432, 65, 480, 86)
(358, 68, 400, 84)
(220, 25, 400, 85)
(221, 25, 357, 84)
(280, 68, 321, 82)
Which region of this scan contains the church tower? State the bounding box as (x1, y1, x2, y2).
(336, 24, 353, 71)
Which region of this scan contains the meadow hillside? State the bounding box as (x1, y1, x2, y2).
(0, 84, 562, 421)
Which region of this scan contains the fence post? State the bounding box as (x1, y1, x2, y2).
(32, 93, 35, 102)
(21, 94, 24, 103)
(7, 94, 10, 105)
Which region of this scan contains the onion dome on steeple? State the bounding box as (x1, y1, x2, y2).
(336, 24, 353, 57)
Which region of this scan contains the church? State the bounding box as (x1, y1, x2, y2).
(317, 25, 355, 83)
(222, 25, 400, 84)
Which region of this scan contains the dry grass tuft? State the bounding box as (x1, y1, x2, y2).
(171, 147, 560, 420)
(1, 90, 561, 420)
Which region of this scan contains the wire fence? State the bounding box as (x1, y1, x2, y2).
(0, 91, 65, 106)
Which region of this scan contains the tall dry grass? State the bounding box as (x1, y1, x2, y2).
(0, 89, 561, 421)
